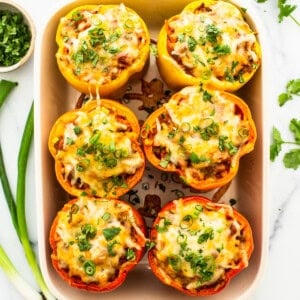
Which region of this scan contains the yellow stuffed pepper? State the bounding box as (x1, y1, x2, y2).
(141, 85, 257, 191)
(56, 4, 150, 97)
(49, 99, 145, 198)
(156, 0, 261, 92)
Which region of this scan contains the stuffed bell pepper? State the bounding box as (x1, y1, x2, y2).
(156, 0, 261, 92)
(50, 197, 147, 292)
(48, 99, 145, 198)
(148, 196, 254, 296)
(56, 4, 150, 97)
(141, 85, 256, 191)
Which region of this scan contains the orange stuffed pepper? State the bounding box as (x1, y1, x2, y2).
(156, 0, 261, 92)
(56, 4, 150, 97)
(148, 196, 254, 296)
(141, 85, 256, 191)
(50, 197, 147, 292)
(49, 99, 145, 198)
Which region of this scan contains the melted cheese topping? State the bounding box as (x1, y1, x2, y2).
(57, 4, 148, 84)
(53, 197, 146, 284)
(55, 103, 144, 197)
(166, 1, 260, 83)
(153, 86, 251, 182)
(154, 199, 248, 289)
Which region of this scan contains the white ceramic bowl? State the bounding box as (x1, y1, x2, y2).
(0, 0, 35, 72)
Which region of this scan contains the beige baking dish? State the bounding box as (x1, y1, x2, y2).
(34, 0, 269, 299)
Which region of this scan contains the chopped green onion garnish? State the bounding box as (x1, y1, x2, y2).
(180, 214, 193, 229)
(102, 212, 111, 221)
(83, 260, 96, 276)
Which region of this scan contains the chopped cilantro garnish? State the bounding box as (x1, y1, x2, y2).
(76, 224, 97, 251)
(126, 248, 136, 261)
(213, 44, 231, 55)
(146, 240, 156, 250)
(200, 121, 219, 141)
(107, 240, 119, 256)
(189, 152, 209, 164)
(197, 228, 214, 244)
(188, 36, 197, 52)
(202, 90, 213, 103)
(103, 227, 121, 241)
(88, 27, 106, 46)
(168, 255, 182, 272)
(205, 24, 220, 44)
(0, 10, 31, 66)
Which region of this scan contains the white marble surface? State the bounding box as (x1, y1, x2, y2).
(1, 0, 300, 299)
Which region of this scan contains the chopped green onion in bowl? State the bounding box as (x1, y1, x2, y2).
(0, 0, 35, 72)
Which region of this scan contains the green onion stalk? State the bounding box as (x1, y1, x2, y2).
(0, 81, 55, 299)
(0, 144, 19, 237)
(0, 245, 42, 300)
(15, 104, 55, 300)
(0, 79, 19, 236)
(0, 80, 18, 109)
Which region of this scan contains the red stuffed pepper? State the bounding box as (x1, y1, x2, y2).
(49, 197, 147, 292)
(148, 196, 254, 296)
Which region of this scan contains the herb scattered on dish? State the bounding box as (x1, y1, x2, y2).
(0, 9, 31, 66)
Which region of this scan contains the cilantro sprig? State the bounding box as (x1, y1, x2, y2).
(270, 121, 300, 169)
(277, 0, 298, 24)
(256, 0, 300, 25)
(271, 77, 300, 169)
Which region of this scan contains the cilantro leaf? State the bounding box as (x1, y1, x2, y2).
(278, 0, 297, 23)
(213, 44, 231, 55)
(286, 78, 300, 95)
(103, 227, 121, 241)
(189, 152, 209, 164)
(278, 78, 300, 106)
(270, 127, 284, 161)
(283, 149, 300, 169)
(289, 118, 300, 142)
(278, 92, 292, 106)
